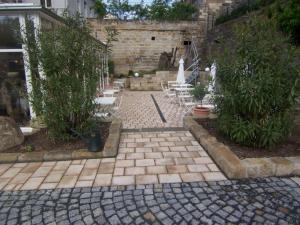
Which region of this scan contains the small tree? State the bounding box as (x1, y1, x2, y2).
(149, 0, 170, 21)
(191, 84, 208, 106)
(215, 17, 300, 148)
(168, 2, 198, 21)
(25, 14, 104, 140)
(94, 0, 107, 19)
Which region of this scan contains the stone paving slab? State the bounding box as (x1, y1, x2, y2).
(119, 91, 184, 129)
(0, 131, 226, 191)
(0, 177, 299, 224)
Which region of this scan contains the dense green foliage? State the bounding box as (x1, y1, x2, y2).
(25, 15, 104, 140)
(168, 2, 197, 21)
(148, 0, 169, 21)
(269, 0, 300, 45)
(94, 0, 107, 19)
(215, 18, 300, 148)
(215, 0, 300, 45)
(215, 0, 275, 25)
(95, 0, 197, 21)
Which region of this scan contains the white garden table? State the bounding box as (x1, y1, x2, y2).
(113, 80, 125, 88)
(94, 97, 116, 105)
(105, 89, 119, 93)
(174, 87, 194, 92)
(103, 90, 116, 97)
(171, 83, 192, 88)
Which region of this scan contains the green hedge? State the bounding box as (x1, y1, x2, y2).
(215, 18, 300, 148)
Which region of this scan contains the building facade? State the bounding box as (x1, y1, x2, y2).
(0, 3, 106, 124)
(0, 0, 97, 18)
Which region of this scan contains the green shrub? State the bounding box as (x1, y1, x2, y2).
(168, 2, 198, 21)
(215, 0, 275, 25)
(269, 0, 300, 45)
(25, 14, 104, 140)
(215, 17, 300, 148)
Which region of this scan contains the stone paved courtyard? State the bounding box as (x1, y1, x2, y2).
(119, 91, 184, 129)
(0, 130, 225, 191)
(0, 178, 300, 225)
(1, 90, 300, 224)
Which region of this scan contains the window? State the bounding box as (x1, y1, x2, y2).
(46, 0, 52, 7)
(0, 16, 22, 49)
(183, 41, 191, 46)
(40, 0, 51, 8)
(151, 36, 155, 41)
(0, 52, 30, 123)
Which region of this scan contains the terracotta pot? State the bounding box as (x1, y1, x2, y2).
(193, 106, 210, 118)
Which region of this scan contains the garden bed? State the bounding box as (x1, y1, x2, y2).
(184, 116, 300, 179)
(0, 119, 122, 163)
(3, 122, 111, 153)
(196, 118, 300, 159)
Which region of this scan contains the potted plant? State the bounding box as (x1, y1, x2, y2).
(190, 84, 210, 117)
(70, 119, 103, 152)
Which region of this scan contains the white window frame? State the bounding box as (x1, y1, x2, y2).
(0, 13, 41, 119)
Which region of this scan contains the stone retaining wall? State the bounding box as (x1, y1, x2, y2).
(184, 116, 300, 179)
(89, 20, 205, 74)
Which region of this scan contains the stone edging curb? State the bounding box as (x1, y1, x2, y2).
(0, 118, 122, 164)
(184, 116, 300, 179)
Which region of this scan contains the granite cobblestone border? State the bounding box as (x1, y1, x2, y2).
(0, 177, 299, 224)
(0, 118, 122, 164)
(184, 116, 300, 179)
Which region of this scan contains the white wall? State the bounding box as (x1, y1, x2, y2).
(15, 0, 96, 18)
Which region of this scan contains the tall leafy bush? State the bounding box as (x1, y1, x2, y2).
(215, 17, 300, 148)
(25, 15, 104, 140)
(270, 0, 300, 45)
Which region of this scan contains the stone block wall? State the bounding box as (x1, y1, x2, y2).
(129, 71, 194, 91)
(89, 20, 205, 74)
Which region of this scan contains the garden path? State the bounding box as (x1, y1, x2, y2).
(119, 91, 184, 129)
(0, 130, 225, 191)
(1, 91, 300, 224)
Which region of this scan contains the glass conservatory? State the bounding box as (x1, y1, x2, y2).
(0, 3, 108, 125)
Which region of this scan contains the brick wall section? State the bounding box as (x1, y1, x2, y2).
(88, 20, 205, 74)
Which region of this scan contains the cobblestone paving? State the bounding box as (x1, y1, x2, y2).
(0, 178, 299, 225)
(119, 91, 184, 129)
(0, 131, 225, 191)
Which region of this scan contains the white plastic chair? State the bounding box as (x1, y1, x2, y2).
(180, 96, 196, 115)
(176, 89, 193, 106)
(161, 82, 176, 101)
(167, 81, 178, 89)
(111, 95, 123, 117)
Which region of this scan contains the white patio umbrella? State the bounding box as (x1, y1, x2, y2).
(176, 58, 185, 84)
(208, 61, 216, 93)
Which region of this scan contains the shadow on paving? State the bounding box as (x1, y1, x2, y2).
(0, 178, 300, 225)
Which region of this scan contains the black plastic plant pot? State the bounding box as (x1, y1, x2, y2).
(87, 130, 102, 152)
